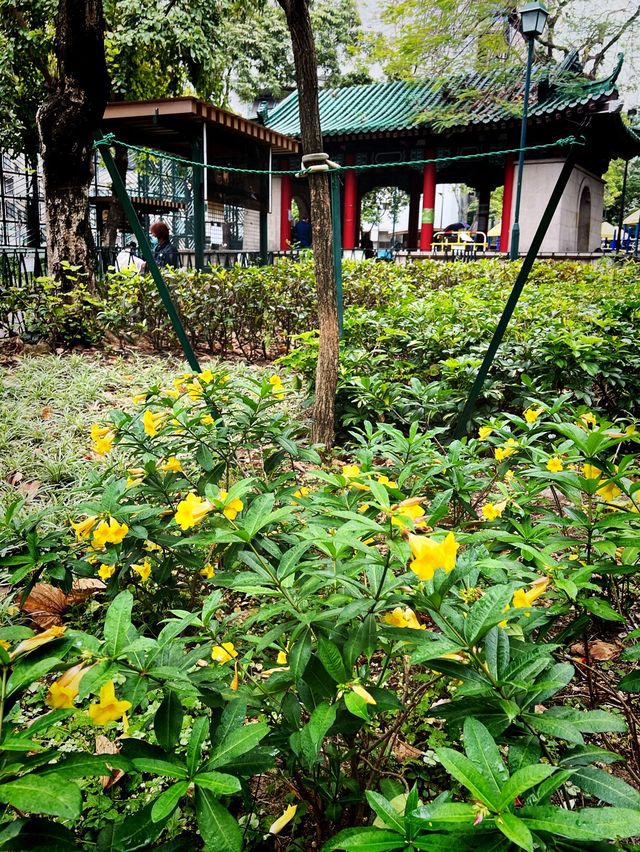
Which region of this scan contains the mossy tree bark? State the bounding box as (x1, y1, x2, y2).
(36, 0, 109, 288)
(277, 0, 338, 449)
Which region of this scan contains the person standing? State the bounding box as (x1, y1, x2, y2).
(149, 220, 180, 268)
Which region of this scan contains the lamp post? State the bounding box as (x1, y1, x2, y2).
(509, 1, 549, 260)
(438, 191, 444, 227)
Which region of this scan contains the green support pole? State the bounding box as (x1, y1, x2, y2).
(95, 132, 201, 373)
(330, 170, 344, 337)
(192, 136, 205, 271)
(454, 146, 578, 439)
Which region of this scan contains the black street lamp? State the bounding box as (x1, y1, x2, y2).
(509, 1, 549, 260)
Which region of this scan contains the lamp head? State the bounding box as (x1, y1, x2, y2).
(519, 1, 549, 38)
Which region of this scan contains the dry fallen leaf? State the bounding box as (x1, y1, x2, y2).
(95, 735, 125, 790)
(571, 640, 621, 661)
(7, 470, 24, 487)
(21, 579, 106, 628)
(17, 480, 41, 502)
(41, 406, 53, 420)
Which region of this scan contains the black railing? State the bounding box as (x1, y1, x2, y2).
(0, 248, 46, 290)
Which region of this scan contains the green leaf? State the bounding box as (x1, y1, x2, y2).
(495, 812, 533, 852)
(6, 656, 61, 697)
(619, 671, 640, 692)
(321, 827, 404, 851)
(154, 691, 183, 752)
(212, 699, 247, 747)
(581, 597, 625, 622)
(151, 781, 189, 823)
(187, 716, 210, 776)
(410, 637, 465, 664)
(104, 590, 134, 656)
(297, 701, 337, 766)
(207, 721, 268, 769)
(435, 748, 499, 808)
(0, 818, 77, 850)
(41, 753, 131, 779)
(410, 802, 477, 828)
(464, 585, 514, 644)
(317, 639, 348, 683)
(344, 690, 370, 721)
(130, 758, 188, 778)
(572, 766, 640, 808)
(498, 764, 556, 809)
(96, 801, 170, 851)
(523, 712, 584, 744)
(193, 771, 242, 795)
(195, 787, 243, 852)
(289, 629, 312, 680)
(519, 805, 640, 841)
(365, 791, 405, 834)
(462, 718, 507, 799)
(0, 774, 81, 819)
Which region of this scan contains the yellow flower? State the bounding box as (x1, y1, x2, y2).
(524, 407, 543, 424)
(293, 486, 310, 500)
(358, 503, 370, 513)
(277, 650, 288, 665)
(98, 563, 116, 581)
(126, 467, 145, 488)
(391, 502, 424, 528)
(46, 662, 90, 709)
(382, 607, 425, 630)
(578, 412, 597, 429)
(546, 457, 564, 473)
(504, 470, 514, 482)
(200, 563, 216, 579)
(144, 540, 162, 552)
(0, 640, 10, 652)
(174, 493, 213, 530)
(132, 558, 152, 582)
(511, 577, 550, 613)
(583, 463, 601, 479)
(164, 387, 179, 400)
(11, 626, 66, 659)
(187, 379, 203, 400)
(161, 456, 182, 473)
(269, 804, 297, 836)
(597, 480, 622, 502)
(218, 490, 244, 521)
(211, 642, 238, 665)
(495, 438, 518, 462)
(408, 532, 459, 582)
(142, 409, 164, 437)
(478, 426, 493, 440)
(88, 681, 132, 726)
(341, 464, 360, 478)
(92, 428, 115, 457)
(71, 516, 98, 541)
(482, 500, 507, 521)
(350, 683, 376, 705)
(377, 474, 398, 488)
(199, 369, 214, 383)
(269, 375, 285, 399)
(132, 393, 147, 404)
(201, 414, 215, 426)
(91, 518, 129, 550)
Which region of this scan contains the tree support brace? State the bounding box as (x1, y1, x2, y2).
(94, 131, 201, 374)
(454, 144, 579, 439)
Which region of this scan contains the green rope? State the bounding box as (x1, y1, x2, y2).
(95, 132, 584, 177)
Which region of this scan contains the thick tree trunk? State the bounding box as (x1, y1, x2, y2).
(277, 0, 338, 450)
(36, 0, 109, 288)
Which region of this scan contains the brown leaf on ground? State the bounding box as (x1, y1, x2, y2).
(392, 741, 423, 762)
(6, 470, 23, 487)
(570, 640, 622, 661)
(21, 579, 105, 628)
(41, 406, 53, 420)
(96, 735, 125, 789)
(17, 480, 41, 502)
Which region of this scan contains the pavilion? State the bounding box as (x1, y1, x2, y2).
(266, 56, 640, 255)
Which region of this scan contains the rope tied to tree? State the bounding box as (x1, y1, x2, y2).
(94, 132, 585, 176)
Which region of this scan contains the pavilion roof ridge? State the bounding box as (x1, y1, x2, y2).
(266, 58, 626, 140)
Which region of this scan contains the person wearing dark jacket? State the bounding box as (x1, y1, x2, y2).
(149, 220, 180, 268)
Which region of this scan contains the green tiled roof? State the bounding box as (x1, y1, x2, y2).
(266, 59, 625, 138)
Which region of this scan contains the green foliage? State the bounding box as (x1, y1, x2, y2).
(0, 361, 638, 847)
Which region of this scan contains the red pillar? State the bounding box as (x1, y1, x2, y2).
(280, 160, 292, 250)
(500, 154, 515, 254)
(419, 152, 436, 251)
(343, 153, 357, 250)
(408, 184, 420, 249)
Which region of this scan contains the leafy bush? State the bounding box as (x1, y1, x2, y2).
(0, 367, 639, 848)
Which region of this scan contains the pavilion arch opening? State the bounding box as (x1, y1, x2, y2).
(577, 185, 591, 252)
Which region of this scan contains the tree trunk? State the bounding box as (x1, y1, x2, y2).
(277, 0, 338, 450)
(36, 0, 109, 289)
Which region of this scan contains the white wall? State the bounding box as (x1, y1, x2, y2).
(505, 159, 604, 253)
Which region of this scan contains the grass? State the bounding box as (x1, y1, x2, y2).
(0, 352, 191, 522)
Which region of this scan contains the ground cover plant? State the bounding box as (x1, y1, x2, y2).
(3, 259, 639, 440)
(0, 357, 639, 850)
